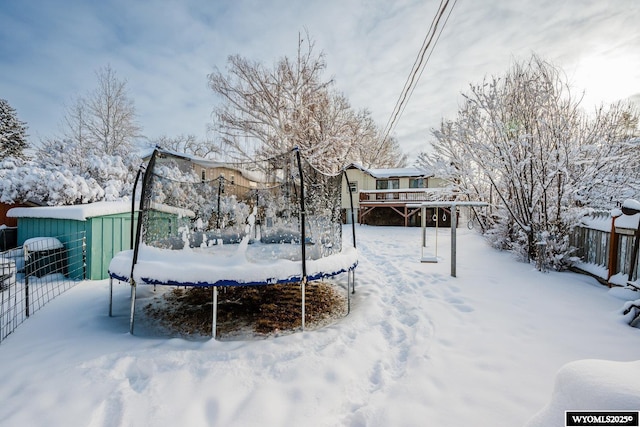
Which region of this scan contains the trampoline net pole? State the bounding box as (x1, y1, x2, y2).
(343, 169, 357, 248)
(130, 164, 144, 249)
(295, 148, 307, 332)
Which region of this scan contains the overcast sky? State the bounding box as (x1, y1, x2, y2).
(1, 0, 639, 161)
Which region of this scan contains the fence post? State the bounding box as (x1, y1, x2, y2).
(629, 225, 640, 283)
(607, 214, 621, 284)
(23, 245, 29, 318)
(622, 202, 640, 284)
(82, 235, 87, 280)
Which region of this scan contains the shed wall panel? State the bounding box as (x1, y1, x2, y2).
(88, 214, 135, 280)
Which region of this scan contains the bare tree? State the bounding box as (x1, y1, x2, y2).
(209, 34, 331, 161)
(34, 66, 142, 202)
(349, 110, 407, 168)
(83, 65, 141, 156)
(421, 54, 640, 265)
(570, 101, 640, 208)
(365, 135, 408, 169)
(208, 33, 405, 173)
(44, 65, 141, 159)
(150, 134, 220, 159)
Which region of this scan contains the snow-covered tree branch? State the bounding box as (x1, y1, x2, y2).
(208, 32, 406, 173)
(419, 54, 640, 267)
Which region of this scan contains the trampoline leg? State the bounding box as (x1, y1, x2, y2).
(347, 272, 351, 314)
(109, 277, 113, 317)
(301, 278, 306, 331)
(212, 286, 217, 339)
(352, 270, 356, 294)
(129, 280, 136, 335)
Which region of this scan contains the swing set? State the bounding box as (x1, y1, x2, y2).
(412, 201, 489, 277)
(420, 207, 448, 263)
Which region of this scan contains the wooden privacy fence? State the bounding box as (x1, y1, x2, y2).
(571, 212, 640, 286)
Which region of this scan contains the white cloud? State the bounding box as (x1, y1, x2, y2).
(1, 0, 638, 159)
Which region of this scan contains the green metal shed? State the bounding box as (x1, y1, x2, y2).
(8, 201, 137, 280)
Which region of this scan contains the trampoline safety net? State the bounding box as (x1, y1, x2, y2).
(136, 148, 347, 266)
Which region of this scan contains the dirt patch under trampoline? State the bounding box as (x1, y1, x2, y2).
(143, 282, 348, 339)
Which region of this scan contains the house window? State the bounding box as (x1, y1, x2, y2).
(201, 170, 206, 183)
(409, 178, 426, 188)
(349, 181, 358, 193)
(376, 179, 399, 190)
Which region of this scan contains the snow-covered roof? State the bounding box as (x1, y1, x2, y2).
(163, 150, 225, 170)
(7, 201, 133, 221)
(346, 163, 431, 178)
(147, 148, 275, 184)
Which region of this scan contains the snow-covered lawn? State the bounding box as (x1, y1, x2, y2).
(1, 225, 639, 426)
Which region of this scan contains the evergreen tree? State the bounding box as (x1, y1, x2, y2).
(0, 98, 29, 159)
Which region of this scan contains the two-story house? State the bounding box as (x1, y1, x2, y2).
(144, 149, 275, 189)
(342, 163, 452, 226)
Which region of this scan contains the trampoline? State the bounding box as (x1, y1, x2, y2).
(108, 147, 358, 337)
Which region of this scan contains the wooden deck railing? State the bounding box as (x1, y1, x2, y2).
(358, 189, 446, 203)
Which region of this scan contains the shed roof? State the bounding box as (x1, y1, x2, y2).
(8, 201, 132, 221)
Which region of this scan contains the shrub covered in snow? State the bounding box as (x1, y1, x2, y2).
(0, 157, 105, 205)
(0, 144, 140, 206)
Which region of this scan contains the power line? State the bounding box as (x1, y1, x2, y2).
(377, 0, 457, 157)
(396, 0, 457, 129)
(381, 0, 448, 142)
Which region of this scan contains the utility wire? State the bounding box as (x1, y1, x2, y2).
(381, 0, 448, 141)
(395, 0, 458, 130)
(379, 0, 447, 141)
(376, 0, 457, 158)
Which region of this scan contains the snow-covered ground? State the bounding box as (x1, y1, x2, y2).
(1, 225, 639, 426)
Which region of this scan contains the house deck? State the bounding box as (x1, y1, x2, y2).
(358, 189, 453, 227)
